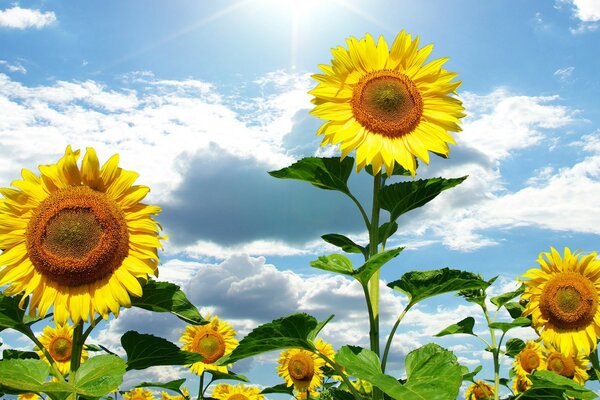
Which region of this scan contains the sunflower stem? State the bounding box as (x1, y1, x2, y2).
(81, 315, 103, 344)
(198, 371, 204, 400)
(347, 191, 371, 233)
(482, 303, 500, 400)
(70, 321, 84, 382)
(381, 304, 410, 373)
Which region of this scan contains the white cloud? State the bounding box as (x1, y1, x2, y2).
(569, 0, 600, 21)
(0, 6, 56, 29)
(554, 66, 575, 81)
(0, 60, 26, 74)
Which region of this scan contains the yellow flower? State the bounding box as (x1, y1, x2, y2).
(0, 146, 163, 324)
(544, 343, 589, 385)
(36, 322, 88, 375)
(18, 393, 42, 400)
(123, 388, 157, 400)
(464, 380, 494, 399)
(212, 384, 264, 400)
(309, 31, 464, 176)
(521, 247, 600, 355)
(180, 314, 238, 375)
(511, 374, 530, 394)
(160, 387, 189, 400)
(513, 340, 545, 378)
(277, 339, 333, 393)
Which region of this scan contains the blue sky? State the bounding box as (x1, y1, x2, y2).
(1, 0, 600, 397)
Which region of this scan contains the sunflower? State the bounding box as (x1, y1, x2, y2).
(513, 340, 545, 378)
(521, 247, 600, 356)
(464, 380, 494, 400)
(123, 388, 157, 400)
(160, 387, 189, 400)
(18, 393, 42, 400)
(309, 31, 464, 176)
(212, 384, 264, 400)
(277, 339, 333, 393)
(0, 146, 162, 325)
(180, 314, 238, 375)
(36, 322, 88, 375)
(544, 343, 589, 384)
(511, 375, 530, 394)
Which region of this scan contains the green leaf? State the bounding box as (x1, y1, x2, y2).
(310, 254, 354, 276)
(206, 370, 249, 383)
(335, 344, 462, 400)
(74, 355, 126, 396)
(458, 276, 497, 307)
(268, 157, 354, 194)
(389, 268, 490, 307)
(462, 365, 482, 381)
(83, 344, 103, 352)
(222, 313, 320, 364)
(321, 234, 364, 255)
(0, 294, 41, 335)
(121, 331, 203, 371)
(434, 317, 475, 337)
(365, 162, 414, 177)
(522, 370, 598, 399)
(380, 177, 467, 221)
(505, 338, 526, 358)
(137, 379, 187, 395)
(488, 317, 531, 333)
(2, 349, 39, 360)
(0, 358, 50, 391)
(490, 284, 525, 309)
(308, 314, 334, 342)
(364, 222, 399, 255)
(504, 301, 525, 319)
(260, 383, 295, 395)
(354, 247, 403, 286)
(131, 280, 205, 325)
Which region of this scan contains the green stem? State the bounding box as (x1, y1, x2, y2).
(317, 353, 362, 400)
(361, 283, 377, 358)
(81, 316, 103, 344)
(368, 172, 382, 400)
(198, 371, 204, 400)
(24, 329, 65, 381)
(347, 191, 371, 233)
(590, 348, 600, 383)
(381, 305, 410, 372)
(482, 304, 500, 400)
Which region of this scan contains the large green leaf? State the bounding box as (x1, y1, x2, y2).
(74, 355, 126, 396)
(434, 317, 475, 337)
(321, 234, 365, 255)
(268, 157, 354, 194)
(137, 379, 187, 396)
(504, 301, 525, 319)
(121, 331, 203, 371)
(521, 370, 597, 399)
(260, 383, 295, 395)
(131, 280, 205, 325)
(310, 254, 354, 276)
(0, 293, 41, 335)
(335, 344, 462, 400)
(221, 313, 327, 364)
(380, 177, 467, 221)
(354, 247, 403, 286)
(490, 284, 525, 309)
(488, 317, 531, 333)
(505, 338, 526, 358)
(206, 370, 249, 383)
(388, 268, 490, 307)
(0, 358, 50, 391)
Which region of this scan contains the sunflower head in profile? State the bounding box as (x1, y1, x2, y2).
(543, 343, 589, 384)
(521, 247, 600, 356)
(0, 146, 163, 325)
(212, 384, 264, 400)
(513, 340, 545, 378)
(123, 388, 157, 400)
(36, 322, 88, 375)
(511, 375, 530, 395)
(180, 314, 238, 375)
(464, 380, 494, 400)
(277, 339, 333, 393)
(309, 31, 464, 176)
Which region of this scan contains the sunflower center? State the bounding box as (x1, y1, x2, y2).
(194, 331, 226, 364)
(288, 352, 315, 384)
(351, 70, 423, 138)
(228, 395, 249, 400)
(539, 272, 598, 329)
(471, 384, 493, 399)
(519, 349, 541, 373)
(26, 186, 130, 287)
(49, 336, 72, 362)
(546, 352, 575, 378)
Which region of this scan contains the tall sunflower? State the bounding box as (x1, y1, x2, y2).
(521, 247, 600, 355)
(123, 388, 157, 400)
(212, 384, 264, 400)
(544, 343, 589, 385)
(277, 339, 333, 393)
(36, 322, 88, 374)
(464, 380, 494, 400)
(180, 314, 238, 375)
(310, 31, 464, 176)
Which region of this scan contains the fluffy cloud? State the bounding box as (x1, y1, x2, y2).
(569, 0, 600, 21)
(0, 60, 27, 74)
(0, 6, 56, 29)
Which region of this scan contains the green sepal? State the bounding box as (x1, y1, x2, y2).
(434, 317, 475, 337)
(131, 280, 205, 325)
(380, 177, 467, 222)
(121, 331, 203, 370)
(389, 268, 490, 308)
(268, 156, 354, 195)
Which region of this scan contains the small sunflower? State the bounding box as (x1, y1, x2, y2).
(513, 340, 545, 377)
(464, 380, 494, 400)
(160, 387, 189, 400)
(123, 388, 157, 400)
(277, 339, 333, 393)
(544, 344, 589, 384)
(310, 31, 464, 176)
(36, 322, 88, 375)
(18, 393, 42, 400)
(0, 146, 163, 324)
(212, 384, 264, 400)
(521, 247, 600, 355)
(180, 314, 238, 375)
(511, 375, 530, 394)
